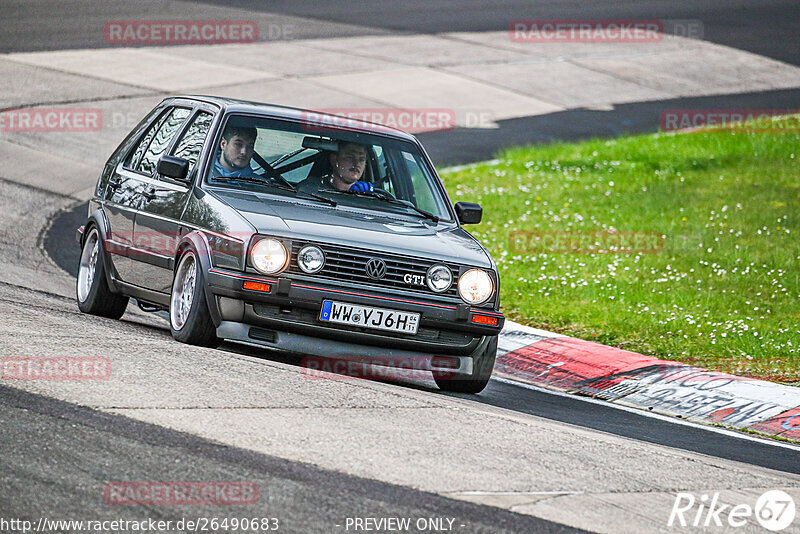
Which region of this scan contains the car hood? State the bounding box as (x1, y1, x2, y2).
(212, 189, 492, 267)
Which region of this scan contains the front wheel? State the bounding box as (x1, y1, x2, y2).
(76, 226, 129, 319)
(434, 335, 498, 394)
(170, 249, 219, 347)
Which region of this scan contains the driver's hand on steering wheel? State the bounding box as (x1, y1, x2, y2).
(348, 181, 374, 193)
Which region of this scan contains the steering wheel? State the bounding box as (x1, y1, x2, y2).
(372, 188, 394, 200)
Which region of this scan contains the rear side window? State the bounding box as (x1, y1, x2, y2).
(171, 111, 214, 178)
(124, 112, 167, 171)
(124, 107, 191, 174)
(138, 108, 191, 175)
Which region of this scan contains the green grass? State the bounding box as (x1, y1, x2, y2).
(439, 116, 800, 383)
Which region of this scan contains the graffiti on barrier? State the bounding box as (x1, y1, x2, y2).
(573, 364, 790, 426)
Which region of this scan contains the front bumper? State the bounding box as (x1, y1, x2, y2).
(205, 267, 504, 360)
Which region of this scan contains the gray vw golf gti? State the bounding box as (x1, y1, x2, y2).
(76, 96, 504, 393)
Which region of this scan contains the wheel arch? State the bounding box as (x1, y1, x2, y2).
(174, 231, 223, 327)
(82, 208, 121, 292)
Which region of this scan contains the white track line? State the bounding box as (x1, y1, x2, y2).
(494, 376, 800, 452)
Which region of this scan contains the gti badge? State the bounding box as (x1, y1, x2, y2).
(403, 273, 426, 286)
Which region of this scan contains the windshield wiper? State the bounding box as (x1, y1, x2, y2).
(211, 175, 274, 186)
(268, 180, 338, 207)
(319, 189, 439, 222)
(376, 196, 440, 222)
(211, 176, 337, 206)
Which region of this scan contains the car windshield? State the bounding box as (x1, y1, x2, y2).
(205, 114, 452, 221)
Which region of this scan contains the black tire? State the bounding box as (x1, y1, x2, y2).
(76, 226, 129, 319)
(169, 249, 219, 347)
(433, 335, 498, 394)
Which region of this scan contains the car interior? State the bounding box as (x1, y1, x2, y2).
(205, 117, 446, 218)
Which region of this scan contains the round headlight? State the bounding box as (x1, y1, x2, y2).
(250, 238, 288, 274)
(297, 245, 325, 274)
(426, 264, 452, 293)
(458, 269, 494, 305)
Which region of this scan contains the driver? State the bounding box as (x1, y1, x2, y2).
(209, 123, 260, 179)
(298, 142, 374, 192)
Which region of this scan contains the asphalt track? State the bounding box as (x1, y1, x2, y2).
(4, 1, 800, 532)
(2, 0, 800, 164)
(3, 0, 799, 67)
(0, 384, 579, 534)
(225, 0, 800, 67)
(45, 205, 800, 477)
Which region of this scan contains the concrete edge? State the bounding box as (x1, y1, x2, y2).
(497, 320, 800, 441)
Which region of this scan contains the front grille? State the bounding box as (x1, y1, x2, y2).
(287, 241, 462, 298)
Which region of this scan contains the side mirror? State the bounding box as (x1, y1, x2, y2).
(454, 202, 482, 224)
(157, 155, 190, 182)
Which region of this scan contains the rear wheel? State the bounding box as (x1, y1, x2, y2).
(434, 335, 497, 394)
(76, 226, 129, 319)
(170, 249, 219, 347)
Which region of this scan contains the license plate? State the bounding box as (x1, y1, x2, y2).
(319, 300, 420, 334)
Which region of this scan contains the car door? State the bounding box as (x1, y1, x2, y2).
(132, 107, 216, 292)
(115, 106, 192, 289)
(102, 105, 174, 284)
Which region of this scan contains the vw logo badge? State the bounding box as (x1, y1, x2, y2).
(365, 258, 387, 280)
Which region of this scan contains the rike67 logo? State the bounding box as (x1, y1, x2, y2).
(669, 490, 796, 531)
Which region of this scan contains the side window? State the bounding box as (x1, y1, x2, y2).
(171, 111, 214, 178)
(138, 107, 191, 175)
(403, 151, 441, 214)
(125, 107, 191, 176)
(124, 110, 170, 171)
